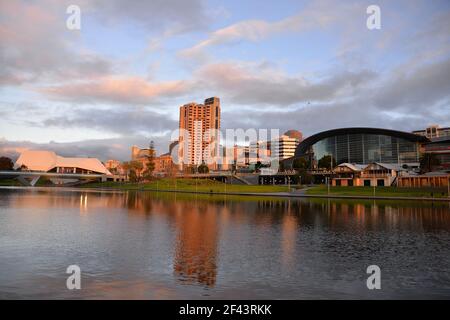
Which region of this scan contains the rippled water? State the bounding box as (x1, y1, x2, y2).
(0, 187, 450, 299)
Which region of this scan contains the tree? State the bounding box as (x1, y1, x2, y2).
(143, 141, 156, 181)
(144, 141, 156, 180)
(197, 162, 209, 174)
(128, 169, 138, 183)
(296, 170, 312, 185)
(122, 160, 144, 182)
(16, 164, 28, 171)
(293, 157, 310, 170)
(0, 157, 14, 170)
(292, 157, 311, 185)
(278, 161, 285, 172)
(318, 155, 336, 170)
(420, 153, 440, 173)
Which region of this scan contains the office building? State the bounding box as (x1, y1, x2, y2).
(273, 133, 301, 160)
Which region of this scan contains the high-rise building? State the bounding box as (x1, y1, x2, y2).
(178, 97, 221, 170)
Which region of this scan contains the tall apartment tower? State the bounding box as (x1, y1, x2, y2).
(178, 97, 221, 170)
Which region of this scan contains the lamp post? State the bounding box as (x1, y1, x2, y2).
(327, 177, 330, 195)
(448, 177, 449, 198)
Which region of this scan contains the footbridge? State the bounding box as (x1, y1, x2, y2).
(0, 171, 121, 186)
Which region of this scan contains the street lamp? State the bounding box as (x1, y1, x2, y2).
(448, 177, 450, 198)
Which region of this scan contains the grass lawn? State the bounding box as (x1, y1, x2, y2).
(81, 178, 290, 193)
(305, 186, 449, 198)
(0, 178, 21, 186)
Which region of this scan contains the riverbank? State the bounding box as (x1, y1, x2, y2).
(305, 185, 449, 198)
(80, 178, 291, 193)
(78, 179, 450, 201)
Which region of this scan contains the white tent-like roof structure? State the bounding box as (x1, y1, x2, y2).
(14, 150, 111, 175)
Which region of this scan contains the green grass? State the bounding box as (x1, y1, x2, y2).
(81, 178, 290, 193)
(305, 186, 449, 198)
(0, 178, 21, 186)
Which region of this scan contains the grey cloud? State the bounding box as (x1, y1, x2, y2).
(373, 58, 450, 112)
(196, 62, 377, 106)
(37, 107, 178, 136)
(222, 99, 449, 139)
(0, 134, 173, 162)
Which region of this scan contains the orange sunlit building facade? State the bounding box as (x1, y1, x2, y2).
(178, 97, 221, 171)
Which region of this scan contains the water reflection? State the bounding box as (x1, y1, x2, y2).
(0, 187, 449, 299)
(173, 201, 219, 287)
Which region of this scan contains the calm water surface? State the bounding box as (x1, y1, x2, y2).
(1, 187, 450, 299)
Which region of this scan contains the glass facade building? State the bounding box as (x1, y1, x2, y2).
(294, 128, 428, 167)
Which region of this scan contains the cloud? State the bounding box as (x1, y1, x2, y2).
(0, 0, 210, 87)
(373, 57, 450, 112)
(220, 57, 450, 136)
(40, 76, 191, 105)
(0, 0, 113, 87)
(0, 134, 173, 162)
(221, 99, 447, 138)
(194, 61, 377, 106)
(37, 106, 178, 136)
(91, 0, 210, 34)
(179, 0, 361, 60)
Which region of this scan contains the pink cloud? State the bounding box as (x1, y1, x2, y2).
(40, 76, 190, 105)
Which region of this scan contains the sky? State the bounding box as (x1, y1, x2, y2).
(1, 0, 449, 161)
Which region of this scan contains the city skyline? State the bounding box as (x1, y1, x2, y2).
(1, 0, 450, 162)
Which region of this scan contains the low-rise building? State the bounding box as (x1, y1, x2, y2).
(412, 125, 450, 139)
(331, 162, 417, 187)
(398, 172, 450, 188)
(154, 153, 175, 176)
(130, 145, 175, 177)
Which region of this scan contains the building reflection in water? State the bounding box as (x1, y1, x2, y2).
(172, 201, 220, 287)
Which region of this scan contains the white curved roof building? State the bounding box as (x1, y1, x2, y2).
(14, 150, 111, 175)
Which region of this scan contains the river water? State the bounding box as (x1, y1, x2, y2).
(0, 187, 449, 299)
